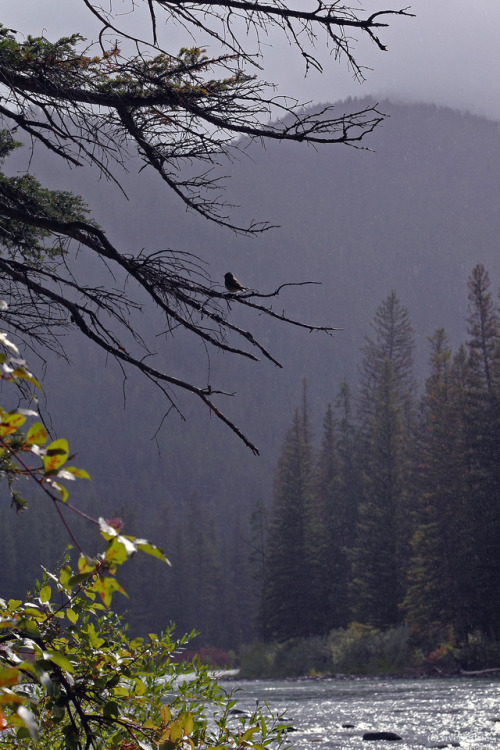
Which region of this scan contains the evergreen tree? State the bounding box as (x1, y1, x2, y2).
(172, 494, 227, 647)
(311, 403, 339, 632)
(463, 264, 500, 637)
(351, 292, 417, 628)
(250, 499, 270, 636)
(467, 264, 500, 392)
(314, 386, 360, 630)
(404, 332, 475, 643)
(260, 403, 315, 641)
(222, 511, 258, 646)
(350, 358, 408, 627)
(359, 290, 416, 425)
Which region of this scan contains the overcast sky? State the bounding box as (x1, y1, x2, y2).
(3, 1, 500, 120)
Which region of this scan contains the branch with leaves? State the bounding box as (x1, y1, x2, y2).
(0, 341, 289, 743)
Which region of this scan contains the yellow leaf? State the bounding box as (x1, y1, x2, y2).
(180, 712, 194, 735)
(0, 667, 20, 687)
(169, 720, 183, 742)
(64, 466, 91, 479)
(43, 438, 69, 473)
(0, 412, 25, 437)
(26, 422, 48, 445)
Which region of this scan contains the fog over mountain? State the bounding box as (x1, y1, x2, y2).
(5, 100, 500, 631)
(4, 2, 500, 121)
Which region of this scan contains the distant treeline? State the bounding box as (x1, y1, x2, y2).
(4, 263, 500, 656)
(257, 263, 500, 652)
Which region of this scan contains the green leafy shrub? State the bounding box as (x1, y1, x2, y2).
(328, 623, 416, 674)
(238, 641, 279, 679)
(0, 334, 292, 749)
(454, 631, 500, 671)
(272, 637, 332, 678)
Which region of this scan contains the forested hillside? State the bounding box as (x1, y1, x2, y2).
(260, 265, 500, 650)
(3, 100, 500, 647)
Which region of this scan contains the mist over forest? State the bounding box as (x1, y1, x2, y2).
(3, 99, 500, 647)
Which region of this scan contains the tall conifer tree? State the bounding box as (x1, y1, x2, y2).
(464, 264, 500, 637)
(260, 396, 314, 640)
(351, 292, 416, 627)
(404, 333, 475, 643)
(314, 386, 360, 630)
(312, 403, 340, 632)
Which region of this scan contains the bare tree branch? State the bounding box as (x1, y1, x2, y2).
(0, 3, 412, 450)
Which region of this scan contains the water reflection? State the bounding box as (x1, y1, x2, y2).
(219, 677, 500, 749)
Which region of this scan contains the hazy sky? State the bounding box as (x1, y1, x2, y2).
(3, 1, 500, 120)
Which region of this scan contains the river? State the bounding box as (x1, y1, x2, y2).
(218, 677, 500, 749)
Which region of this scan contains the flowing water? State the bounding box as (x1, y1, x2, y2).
(219, 677, 500, 749)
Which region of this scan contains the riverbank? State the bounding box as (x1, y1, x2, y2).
(235, 625, 500, 680)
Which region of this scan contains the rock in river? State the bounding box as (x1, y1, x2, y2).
(363, 731, 402, 741)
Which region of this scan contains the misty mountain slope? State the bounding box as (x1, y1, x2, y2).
(6, 99, 500, 546)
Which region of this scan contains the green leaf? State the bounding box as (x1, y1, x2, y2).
(242, 727, 260, 741)
(0, 666, 20, 687)
(0, 411, 25, 437)
(106, 673, 120, 689)
(81, 622, 105, 649)
(10, 366, 41, 389)
(66, 608, 79, 624)
(90, 575, 127, 607)
(180, 711, 194, 735)
(131, 676, 147, 695)
(16, 727, 32, 740)
(66, 570, 95, 588)
(43, 438, 69, 473)
(39, 584, 51, 603)
(59, 565, 72, 590)
(47, 650, 75, 673)
(104, 536, 136, 565)
(64, 465, 91, 479)
(16, 618, 41, 638)
(103, 700, 120, 718)
(98, 517, 119, 539)
(26, 421, 48, 445)
(169, 720, 183, 742)
(47, 478, 69, 502)
(135, 538, 170, 563)
(63, 724, 79, 750)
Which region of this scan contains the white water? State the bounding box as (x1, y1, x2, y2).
(219, 677, 500, 749)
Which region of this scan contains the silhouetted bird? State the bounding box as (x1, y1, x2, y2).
(224, 272, 246, 293)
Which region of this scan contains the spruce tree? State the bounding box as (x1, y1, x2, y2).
(350, 358, 407, 627)
(173, 494, 227, 647)
(359, 290, 416, 425)
(260, 404, 314, 641)
(467, 264, 500, 392)
(351, 292, 417, 628)
(464, 264, 500, 637)
(311, 403, 339, 632)
(314, 387, 360, 630)
(404, 332, 475, 643)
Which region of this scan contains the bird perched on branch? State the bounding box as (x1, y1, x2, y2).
(224, 272, 247, 293)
